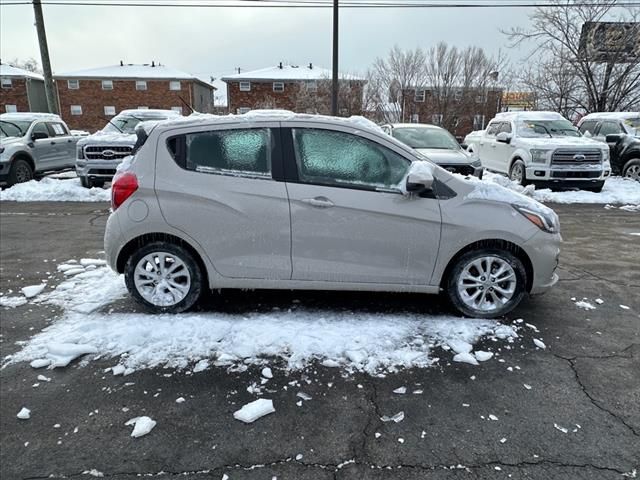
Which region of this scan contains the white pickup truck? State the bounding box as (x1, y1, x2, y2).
(464, 111, 611, 192)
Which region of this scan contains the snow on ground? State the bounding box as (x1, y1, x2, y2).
(4, 263, 519, 375)
(0, 177, 110, 202)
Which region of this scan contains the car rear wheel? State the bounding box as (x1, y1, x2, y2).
(8, 158, 34, 186)
(622, 159, 640, 181)
(124, 242, 203, 313)
(509, 160, 529, 186)
(447, 249, 527, 318)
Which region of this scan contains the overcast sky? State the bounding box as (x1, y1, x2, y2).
(1, 3, 533, 79)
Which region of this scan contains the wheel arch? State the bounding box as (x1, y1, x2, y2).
(11, 151, 35, 172)
(116, 232, 208, 281)
(440, 238, 534, 293)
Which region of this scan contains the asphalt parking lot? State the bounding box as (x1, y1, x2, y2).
(1, 201, 639, 479)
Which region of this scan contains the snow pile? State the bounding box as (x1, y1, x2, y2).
(0, 296, 28, 308)
(0, 177, 110, 202)
(5, 264, 519, 374)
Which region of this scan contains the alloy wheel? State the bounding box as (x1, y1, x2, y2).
(133, 252, 191, 307)
(624, 164, 640, 181)
(457, 256, 517, 313)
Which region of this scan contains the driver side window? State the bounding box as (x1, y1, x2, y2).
(292, 128, 409, 190)
(485, 122, 500, 136)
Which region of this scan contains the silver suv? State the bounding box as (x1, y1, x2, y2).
(104, 112, 561, 318)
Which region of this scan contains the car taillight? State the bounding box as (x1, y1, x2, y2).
(111, 171, 138, 210)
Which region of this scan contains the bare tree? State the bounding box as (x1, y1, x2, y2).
(505, 0, 640, 114)
(7, 57, 42, 73)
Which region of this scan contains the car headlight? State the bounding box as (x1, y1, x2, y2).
(602, 149, 609, 162)
(77, 146, 84, 159)
(513, 204, 559, 234)
(471, 159, 482, 168)
(530, 149, 550, 164)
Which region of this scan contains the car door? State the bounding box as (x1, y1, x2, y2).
(155, 123, 292, 280)
(596, 120, 624, 143)
(282, 123, 442, 285)
(478, 122, 500, 171)
(29, 121, 56, 171)
(494, 122, 514, 173)
(46, 122, 76, 168)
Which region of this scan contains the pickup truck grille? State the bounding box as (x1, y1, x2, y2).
(84, 145, 132, 160)
(551, 149, 602, 165)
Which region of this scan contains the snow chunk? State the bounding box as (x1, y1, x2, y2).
(79, 259, 107, 267)
(393, 386, 407, 394)
(575, 300, 596, 310)
(0, 296, 28, 308)
(261, 367, 273, 379)
(453, 352, 479, 365)
(111, 365, 126, 376)
(554, 423, 569, 434)
(21, 284, 47, 299)
(620, 305, 630, 310)
(474, 351, 493, 362)
(233, 399, 275, 423)
(82, 469, 104, 477)
(125, 416, 156, 438)
(296, 392, 312, 401)
(37, 375, 51, 382)
(17, 407, 31, 420)
(42, 343, 98, 368)
(448, 340, 473, 355)
(193, 359, 210, 373)
(30, 359, 51, 369)
(381, 411, 405, 423)
(533, 339, 546, 350)
(595, 298, 604, 305)
(176, 397, 186, 403)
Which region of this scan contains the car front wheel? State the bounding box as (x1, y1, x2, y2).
(622, 159, 640, 181)
(509, 159, 529, 186)
(124, 242, 203, 313)
(447, 249, 527, 318)
(8, 158, 34, 186)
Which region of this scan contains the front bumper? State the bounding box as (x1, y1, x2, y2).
(526, 164, 609, 184)
(76, 159, 121, 180)
(524, 230, 562, 295)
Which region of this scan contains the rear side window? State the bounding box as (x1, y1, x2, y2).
(47, 122, 68, 136)
(292, 128, 408, 190)
(579, 120, 598, 136)
(169, 128, 272, 176)
(599, 121, 623, 136)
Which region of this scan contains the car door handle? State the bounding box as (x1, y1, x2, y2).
(67, 139, 73, 143)
(50, 141, 56, 145)
(301, 197, 334, 208)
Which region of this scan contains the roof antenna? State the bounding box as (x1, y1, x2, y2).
(236, 67, 241, 74)
(309, 63, 313, 69)
(279, 62, 283, 69)
(152, 60, 155, 67)
(120, 60, 124, 66)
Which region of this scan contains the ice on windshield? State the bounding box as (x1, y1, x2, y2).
(0, 120, 32, 138)
(393, 127, 461, 150)
(517, 119, 580, 138)
(104, 115, 173, 134)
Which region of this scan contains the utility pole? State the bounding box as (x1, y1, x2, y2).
(33, 0, 58, 114)
(331, 0, 339, 116)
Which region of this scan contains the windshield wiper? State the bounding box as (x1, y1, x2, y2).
(0, 121, 24, 136)
(107, 120, 124, 133)
(534, 124, 553, 138)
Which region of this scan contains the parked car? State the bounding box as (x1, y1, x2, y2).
(104, 112, 561, 319)
(76, 109, 181, 188)
(381, 123, 483, 178)
(577, 112, 640, 179)
(465, 112, 611, 192)
(0, 112, 79, 187)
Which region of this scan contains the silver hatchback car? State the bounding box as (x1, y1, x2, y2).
(104, 112, 561, 318)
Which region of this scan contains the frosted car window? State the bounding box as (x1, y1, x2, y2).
(599, 121, 622, 136)
(292, 128, 409, 189)
(184, 128, 271, 176)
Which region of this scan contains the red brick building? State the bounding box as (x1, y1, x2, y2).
(222, 63, 366, 116)
(402, 87, 503, 138)
(54, 63, 216, 131)
(0, 63, 48, 113)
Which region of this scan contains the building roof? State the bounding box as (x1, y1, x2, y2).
(0, 63, 44, 81)
(54, 63, 214, 89)
(222, 64, 364, 82)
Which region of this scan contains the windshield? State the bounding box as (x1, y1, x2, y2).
(0, 120, 32, 138)
(393, 127, 461, 150)
(517, 119, 580, 138)
(103, 115, 170, 134)
(623, 118, 640, 136)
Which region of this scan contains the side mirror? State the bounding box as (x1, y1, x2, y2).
(405, 162, 434, 194)
(605, 133, 624, 144)
(460, 143, 468, 149)
(31, 131, 48, 141)
(496, 132, 512, 144)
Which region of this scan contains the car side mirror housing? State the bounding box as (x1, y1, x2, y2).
(31, 131, 48, 141)
(496, 132, 512, 144)
(405, 163, 434, 194)
(605, 133, 624, 144)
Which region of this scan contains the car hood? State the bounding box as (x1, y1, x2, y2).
(0, 136, 26, 147)
(520, 136, 605, 148)
(415, 148, 473, 165)
(77, 131, 137, 147)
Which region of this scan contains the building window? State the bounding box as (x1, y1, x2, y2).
(104, 106, 116, 116)
(171, 106, 183, 114)
(431, 114, 443, 125)
(5, 104, 17, 113)
(239, 82, 251, 92)
(102, 80, 113, 90)
(411, 114, 419, 123)
(70, 105, 82, 115)
(136, 80, 147, 91)
(137, 106, 149, 110)
(414, 89, 426, 102)
(67, 79, 79, 90)
(169, 81, 181, 91)
(1, 78, 12, 88)
(237, 107, 250, 114)
(273, 82, 284, 92)
(306, 81, 318, 92)
(473, 114, 485, 130)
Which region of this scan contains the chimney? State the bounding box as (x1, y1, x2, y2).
(309, 63, 313, 69)
(279, 62, 283, 69)
(152, 60, 155, 67)
(120, 60, 124, 66)
(237, 67, 241, 74)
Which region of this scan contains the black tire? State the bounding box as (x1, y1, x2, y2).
(622, 159, 640, 181)
(79, 176, 91, 188)
(585, 182, 604, 193)
(7, 158, 34, 186)
(509, 159, 529, 186)
(92, 179, 105, 189)
(124, 242, 203, 313)
(446, 248, 527, 319)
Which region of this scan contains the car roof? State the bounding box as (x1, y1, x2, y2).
(493, 111, 565, 122)
(152, 110, 385, 135)
(117, 109, 182, 118)
(580, 112, 639, 122)
(0, 112, 62, 122)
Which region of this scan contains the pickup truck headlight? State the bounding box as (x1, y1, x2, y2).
(530, 149, 550, 164)
(513, 204, 559, 234)
(471, 159, 482, 168)
(77, 146, 84, 160)
(602, 149, 609, 162)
